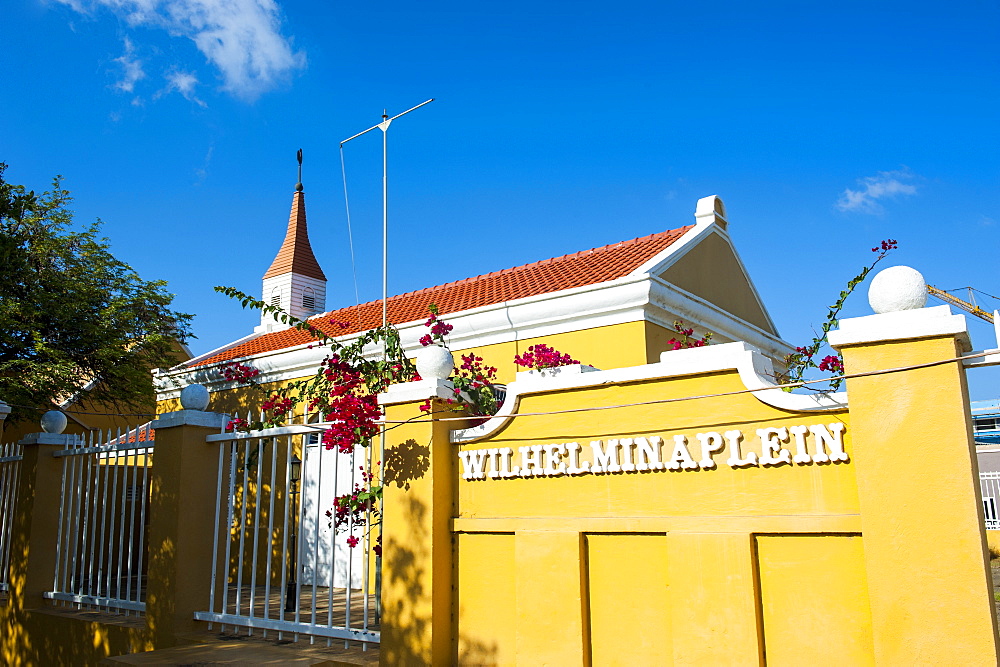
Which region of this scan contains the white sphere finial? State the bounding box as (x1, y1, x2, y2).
(868, 266, 928, 314)
(415, 345, 454, 381)
(180, 384, 210, 411)
(41, 410, 67, 434)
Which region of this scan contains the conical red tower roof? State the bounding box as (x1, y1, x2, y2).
(263, 189, 326, 281)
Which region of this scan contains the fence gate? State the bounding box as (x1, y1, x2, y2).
(194, 418, 380, 648)
(44, 425, 154, 615)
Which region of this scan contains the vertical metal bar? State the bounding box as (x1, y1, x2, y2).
(345, 448, 356, 642)
(221, 440, 238, 620)
(0, 444, 13, 586)
(79, 448, 95, 598)
(86, 443, 103, 597)
(115, 446, 131, 602)
(263, 433, 278, 624)
(136, 443, 150, 605)
(294, 437, 308, 629)
(96, 438, 111, 598)
(249, 439, 264, 621)
(0, 444, 6, 586)
(105, 431, 122, 599)
(64, 448, 81, 597)
(125, 444, 140, 610)
(236, 437, 250, 622)
(208, 440, 225, 621)
(310, 437, 323, 635)
(362, 441, 372, 639)
(56, 448, 70, 598)
(0, 444, 12, 587)
(278, 435, 292, 637)
(327, 439, 340, 639)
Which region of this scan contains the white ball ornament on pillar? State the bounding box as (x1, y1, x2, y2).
(415, 345, 455, 381)
(868, 266, 928, 314)
(40, 410, 68, 434)
(180, 383, 211, 411)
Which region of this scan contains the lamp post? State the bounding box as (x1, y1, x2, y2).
(285, 453, 302, 613)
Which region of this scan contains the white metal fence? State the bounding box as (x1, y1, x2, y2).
(0, 441, 23, 594)
(194, 413, 380, 647)
(980, 471, 1000, 530)
(44, 425, 154, 614)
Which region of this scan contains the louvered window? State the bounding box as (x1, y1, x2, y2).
(302, 288, 316, 311)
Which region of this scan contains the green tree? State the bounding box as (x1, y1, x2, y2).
(0, 163, 192, 423)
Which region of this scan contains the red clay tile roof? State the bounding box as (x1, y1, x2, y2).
(191, 224, 693, 368)
(263, 191, 327, 281)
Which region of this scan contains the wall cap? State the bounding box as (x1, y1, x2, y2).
(379, 378, 456, 406)
(828, 305, 971, 351)
(152, 410, 230, 430)
(18, 432, 82, 446)
(452, 341, 847, 444)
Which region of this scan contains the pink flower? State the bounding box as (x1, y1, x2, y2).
(346, 535, 359, 548)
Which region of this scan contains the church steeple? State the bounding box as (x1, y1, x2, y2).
(256, 150, 327, 333)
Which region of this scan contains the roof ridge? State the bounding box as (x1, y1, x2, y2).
(377, 226, 691, 305)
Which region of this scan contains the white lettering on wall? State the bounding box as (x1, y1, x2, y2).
(634, 437, 663, 471)
(667, 435, 699, 471)
(696, 431, 724, 469)
(725, 430, 758, 468)
(566, 442, 589, 474)
(809, 423, 848, 463)
(757, 427, 791, 467)
(591, 440, 620, 474)
(458, 423, 850, 481)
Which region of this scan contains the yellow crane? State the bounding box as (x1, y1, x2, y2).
(927, 285, 995, 323)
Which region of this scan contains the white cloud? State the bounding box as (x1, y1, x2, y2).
(112, 37, 145, 93)
(836, 169, 918, 214)
(57, 0, 305, 101)
(159, 69, 207, 106)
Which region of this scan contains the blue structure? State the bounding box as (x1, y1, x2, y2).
(973, 400, 1000, 446)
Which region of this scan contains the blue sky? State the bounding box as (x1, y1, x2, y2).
(3, 0, 999, 397)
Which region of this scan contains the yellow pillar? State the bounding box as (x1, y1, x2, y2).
(378, 380, 462, 665)
(831, 305, 999, 664)
(144, 408, 229, 648)
(667, 532, 763, 665)
(7, 431, 80, 613)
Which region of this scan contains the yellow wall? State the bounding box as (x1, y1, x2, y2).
(379, 327, 999, 664)
(446, 369, 861, 665)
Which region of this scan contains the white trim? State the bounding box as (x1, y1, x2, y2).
(450, 342, 847, 444)
(828, 305, 970, 350)
(646, 276, 794, 361)
(630, 220, 710, 277)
